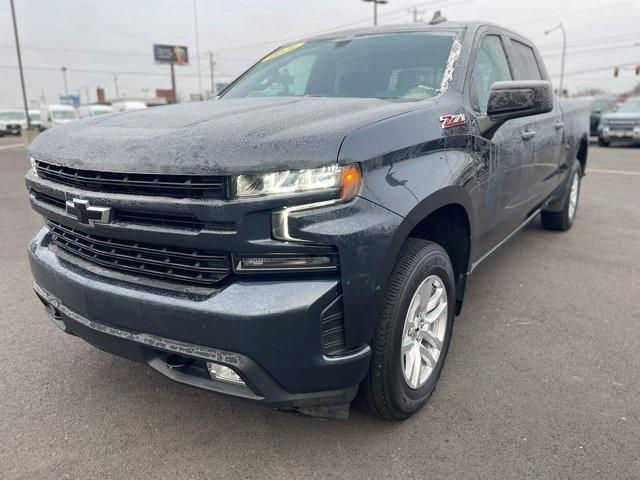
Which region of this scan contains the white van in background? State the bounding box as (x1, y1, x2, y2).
(76, 105, 115, 119)
(40, 104, 78, 130)
(111, 101, 148, 113)
(29, 109, 42, 130)
(0, 109, 27, 136)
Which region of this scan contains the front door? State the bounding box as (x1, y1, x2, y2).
(471, 33, 534, 256)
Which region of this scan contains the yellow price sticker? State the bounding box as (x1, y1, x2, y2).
(261, 42, 305, 62)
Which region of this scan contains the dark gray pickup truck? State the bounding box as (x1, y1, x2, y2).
(26, 21, 589, 420)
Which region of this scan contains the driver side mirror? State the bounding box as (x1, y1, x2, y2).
(487, 80, 554, 122)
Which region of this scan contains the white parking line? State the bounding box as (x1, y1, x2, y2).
(589, 168, 640, 177)
(0, 143, 24, 151)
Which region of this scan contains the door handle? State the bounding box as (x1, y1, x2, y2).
(555, 121, 565, 130)
(522, 130, 536, 140)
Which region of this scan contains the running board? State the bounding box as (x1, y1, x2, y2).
(470, 206, 544, 272)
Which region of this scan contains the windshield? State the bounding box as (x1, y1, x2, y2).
(619, 98, 640, 113)
(0, 111, 26, 121)
(29, 113, 41, 121)
(221, 32, 459, 101)
(51, 110, 77, 120)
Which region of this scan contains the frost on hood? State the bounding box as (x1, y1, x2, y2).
(439, 38, 462, 93)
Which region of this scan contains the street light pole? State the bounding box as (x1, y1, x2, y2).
(113, 73, 120, 98)
(9, 0, 31, 129)
(208, 52, 216, 96)
(61, 67, 68, 96)
(362, 0, 388, 26)
(193, 0, 203, 99)
(545, 22, 566, 97)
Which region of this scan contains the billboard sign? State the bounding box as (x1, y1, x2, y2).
(153, 44, 189, 65)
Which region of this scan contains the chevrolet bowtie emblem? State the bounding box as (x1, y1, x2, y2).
(65, 198, 112, 226)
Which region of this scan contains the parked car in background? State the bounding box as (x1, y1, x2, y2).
(597, 96, 640, 146)
(29, 109, 42, 131)
(76, 105, 115, 119)
(582, 95, 617, 136)
(111, 101, 148, 113)
(40, 104, 78, 130)
(0, 109, 27, 136)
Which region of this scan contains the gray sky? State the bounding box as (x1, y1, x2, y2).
(1, 0, 639, 108)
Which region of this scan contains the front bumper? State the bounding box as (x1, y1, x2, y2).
(1, 125, 22, 135)
(599, 126, 640, 142)
(29, 228, 371, 412)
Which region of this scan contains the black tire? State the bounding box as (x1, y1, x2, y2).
(359, 238, 455, 421)
(541, 163, 582, 231)
(598, 137, 610, 147)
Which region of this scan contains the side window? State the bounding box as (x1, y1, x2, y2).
(472, 35, 512, 113)
(510, 40, 542, 80)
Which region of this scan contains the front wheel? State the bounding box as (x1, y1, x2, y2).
(360, 239, 455, 420)
(541, 163, 582, 231)
(598, 136, 610, 147)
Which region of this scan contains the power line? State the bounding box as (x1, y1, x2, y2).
(549, 62, 639, 78)
(542, 43, 640, 59)
(511, 0, 638, 27)
(124, 0, 364, 22)
(0, 64, 236, 79)
(537, 33, 640, 51)
(0, 45, 255, 62)
(212, 0, 472, 54)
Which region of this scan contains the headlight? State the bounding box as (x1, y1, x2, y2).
(30, 157, 38, 176)
(234, 164, 362, 201)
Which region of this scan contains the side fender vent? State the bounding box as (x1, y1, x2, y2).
(320, 295, 349, 356)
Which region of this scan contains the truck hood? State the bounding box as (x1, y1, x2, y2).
(28, 97, 423, 175)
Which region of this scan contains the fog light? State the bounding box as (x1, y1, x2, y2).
(206, 362, 245, 385)
(234, 254, 338, 272)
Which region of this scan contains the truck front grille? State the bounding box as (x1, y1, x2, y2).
(31, 190, 237, 232)
(34, 160, 227, 199)
(47, 220, 231, 286)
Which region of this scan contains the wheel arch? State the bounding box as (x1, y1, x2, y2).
(379, 186, 476, 316)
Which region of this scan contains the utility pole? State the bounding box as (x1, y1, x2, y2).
(362, 0, 388, 26)
(113, 73, 120, 98)
(170, 62, 177, 103)
(208, 52, 216, 96)
(9, 0, 31, 129)
(544, 22, 566, 97)
(408, 5, 424, 23)
(61, 67, 68, 96)
(193, 0, 202, 99)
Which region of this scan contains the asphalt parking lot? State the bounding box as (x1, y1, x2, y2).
(1, 139, 638, 479)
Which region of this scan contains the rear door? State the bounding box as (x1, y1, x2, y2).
(506, 38, 565, 208)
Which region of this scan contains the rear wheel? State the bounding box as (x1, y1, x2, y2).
(360, 238, 455, 420)
(541, 163, 582, 231)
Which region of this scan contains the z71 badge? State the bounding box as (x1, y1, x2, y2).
(439, 113, 467, 129)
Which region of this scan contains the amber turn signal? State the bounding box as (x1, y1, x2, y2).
(340, 164, 362, 201)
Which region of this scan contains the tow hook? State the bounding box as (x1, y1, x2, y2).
(166, 354, 194, 370)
